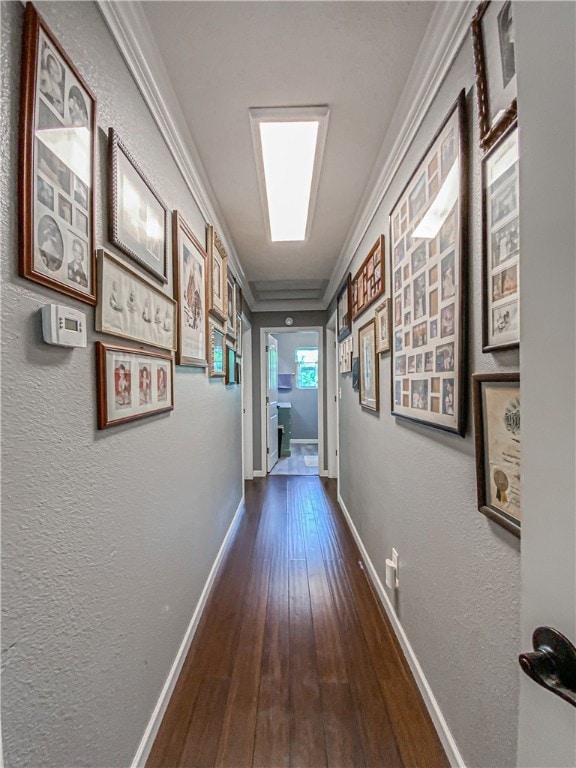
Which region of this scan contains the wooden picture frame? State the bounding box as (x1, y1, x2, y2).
(172, 211, 209, 366)
(96, 342, 174, 429)
(339, 336, 353, 374)
(472, 372, 520, 537)
(19, 2, 97, 305)
(482, 123, 520, 351)
(96, 249, 176, 351)
(389, 90, 468, 436)
(471, 0, 518, 152)
(351, 236, 385, 320)
(337, 273, 352, 341)
(226, 343, 237, 385)
(208, 321, 225, 378)
(108, 129, 168, 283)
(226, 273, 236, 341)
(235, 312, 243, 357)
(375, 299, 391, 354)
(206, 225, 227, 323)
(358, 319, 379, 412)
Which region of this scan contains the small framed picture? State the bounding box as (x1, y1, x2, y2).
(375, 299, 391, 354)
(358, 320, 379, 412)
(482, 123, 520, 351)
(96, 249, 176, 351)
(19, 3, 96, 304)
(206, 225, 228, 323)
(96, 342, 174, 429)
(226, 343, 237, 385)
(208, 321, 225, 378)
(108, 129, 168, 283)
(172, 211, 208, 366)
(226, 274, 236, 341)
(472, 372, 520, 537)
(471, 0, 518, 151)
(337, 273, 352, 341)
(339, 336, 353, 374)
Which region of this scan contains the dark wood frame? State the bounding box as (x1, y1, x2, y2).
(96, 341, 174, 429)
(226, 273, 236, 341)
(206, 225, 228, 324)
(337, 273, 352, 341)
(389, 90, 468, 437)
(208, 321, 226, 378)
(351, 236, 385, 321)
(172, 211, 209, 366)
(226, 343, 237, 385)
(472, 372, 520, 538)
(375, 299, 391, 354)
(19, 2, 97, 304)
(481, 122, 520, 352)
(471, 0, 518, 152)
(108, 128, 168, 283)
(358, 319, 379, 412)
(235, 311, 243, 357)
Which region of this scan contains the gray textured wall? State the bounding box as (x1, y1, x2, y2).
(276, 330, 319, 441)
(1, 3, 242, 766)
(336, 38, 520, 768)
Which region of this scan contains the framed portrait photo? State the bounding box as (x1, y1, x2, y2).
(208, 321, 225, 378)
(226, 274, 236, 341)
(19, 3, 96, 304)
(96, 249, 176, 351)
(337, 273, 352, 341)
(375, 299, 391, 354)
(351, 236, 385, 320)
(96, 342, 174, 429)
(108, 129, 168, 283)
(206, 225, 228, 324)
(471, 0, 518, 152)
(389, 90, 468, 436)
(482, 123, 520, 351)
(358, 319, 379, 412)
(472, 372, 520, 537)
(172, 211, 209, 367)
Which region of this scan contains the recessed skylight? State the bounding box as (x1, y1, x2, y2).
(250, 106, 329, 243)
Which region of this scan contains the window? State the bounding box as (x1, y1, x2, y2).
(295, 347, 318, 389)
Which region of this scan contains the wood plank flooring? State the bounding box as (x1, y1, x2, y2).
(147, 477, 449, 768)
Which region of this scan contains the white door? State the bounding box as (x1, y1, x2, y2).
(516, 4, 576, 766)
(266, 333, 279, 472)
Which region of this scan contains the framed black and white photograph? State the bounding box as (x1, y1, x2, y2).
(206, 225, 228, 324)
(389, 91, 468, 435)
(108, 129, 168, 283)
(19, 3, 96, 304)
(375, 299, 391, 354)
(471, 0, 518, 151)
(226, 273, 236, 341)
(172, 211, 208, 367)
(358, 319, 379, 412)
(482, 123, 520, 350)
(96, 342, 174, 429)
(339, 336, 353, 374)
(96, 249, 176, 351)
(473, 372, 520, 537)
(208, 321, 225, 378)
(337, 273, 352, 341)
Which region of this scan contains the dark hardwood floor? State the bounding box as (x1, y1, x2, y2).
(147, 476, 449, 768)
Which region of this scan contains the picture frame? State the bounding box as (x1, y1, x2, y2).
(471, 0, 518, 152)
(482, 123, 520, 351)
(206, 225, 228, 323)
(389, 90, 468, 436)
(96, 249, 176, 351)
(351, 236, 385, 320)
(337, 273, 352, 341)
(375, 299, 391, 354)
(172, 211, 209, 366)
(108, 128, 168, 283)
(351, 357, 359, 391)
(339, 336, 353, 374)
(235, 282, 243, 316)
(235, 312, 243, 357)
(358, 319, 379, 412)
(19, 3, 97, 305)
(226, 273, 236, 341)
(472, 372, 520, 537)
(226, 343, 237, 385)
(96, 342, 174, 429)
(208, 321, 225, 378)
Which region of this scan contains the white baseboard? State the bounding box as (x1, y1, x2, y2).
(252, 469, 266, 478)
(130, 495, 245, 768)
(290, 438, 319, 444)
(336, 493, 465, 768)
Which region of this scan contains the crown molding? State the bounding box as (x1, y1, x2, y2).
(323, 0, 476, 307)
(96, 0, 256, 310)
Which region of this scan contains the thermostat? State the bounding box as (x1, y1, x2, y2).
(41, 303, 87, 348)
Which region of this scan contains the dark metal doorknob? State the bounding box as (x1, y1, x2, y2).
(519, 626, 576, 708)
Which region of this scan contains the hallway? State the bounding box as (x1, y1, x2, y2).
(147, 476, 448, 768)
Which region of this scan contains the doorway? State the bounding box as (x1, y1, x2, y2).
(261, 328, 323, 476)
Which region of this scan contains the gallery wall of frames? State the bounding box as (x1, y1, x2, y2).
(337, 0, 520, 538)
(19, 3, 243, 433)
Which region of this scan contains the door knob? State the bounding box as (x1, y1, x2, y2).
(519, 626, 576, 708)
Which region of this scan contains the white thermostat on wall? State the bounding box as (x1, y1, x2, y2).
(41, 304, 87, 348)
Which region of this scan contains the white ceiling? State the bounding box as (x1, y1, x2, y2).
(141, 1, 437, 305)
